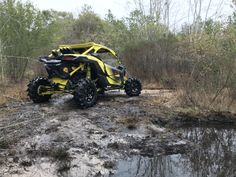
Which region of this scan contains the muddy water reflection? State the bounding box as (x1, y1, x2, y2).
(113, 127, 236, 177)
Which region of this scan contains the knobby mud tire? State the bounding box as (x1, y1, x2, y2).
(73, 79, 98, 109)
(27, 77, 52, 103)
(124, 78, 142, 97)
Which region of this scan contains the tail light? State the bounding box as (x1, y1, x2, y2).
(63, 56, 74, 61)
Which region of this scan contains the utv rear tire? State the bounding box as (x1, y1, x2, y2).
(73, 79, 98, 108)
(27, 77, 52, 103)
(124, 78, 142, 97)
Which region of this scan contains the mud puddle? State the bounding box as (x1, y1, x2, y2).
(113, 126, 236, 177)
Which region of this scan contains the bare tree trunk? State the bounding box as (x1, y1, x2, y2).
(0, 41, 4, 82)
(163, 0, 171, 29)
(0, 55, 3, 82)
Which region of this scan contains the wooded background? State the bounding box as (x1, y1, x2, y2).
(0, 0, 235, 111)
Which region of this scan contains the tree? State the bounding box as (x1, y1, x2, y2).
(41, 10, 75, 44)
(0, 0, 56, 81)
(103, 10, 129, 51)
(73, 5, 105, 43)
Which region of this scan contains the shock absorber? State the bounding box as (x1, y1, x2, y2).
(86, 64, 91, 80)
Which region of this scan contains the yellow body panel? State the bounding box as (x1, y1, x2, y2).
(104, 64, 121, 85)
(51, 77, 68, 89)
(39, 78, 68, 95)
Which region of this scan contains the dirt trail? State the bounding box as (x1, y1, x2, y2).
(0, 90, 234, 177)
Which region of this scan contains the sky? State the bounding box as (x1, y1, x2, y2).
(20, 0, 234, 30)
(21, 0, 131, 18)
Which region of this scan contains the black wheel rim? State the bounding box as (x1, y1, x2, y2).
(131, 82, 140, 93)
(85, 87, 95, 103)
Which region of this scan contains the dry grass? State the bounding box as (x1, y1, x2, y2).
(143, 81, 163, 90)
(142, 89, 236, 114)
(179, 89, 236, 114)
(0, 81, 28, 106)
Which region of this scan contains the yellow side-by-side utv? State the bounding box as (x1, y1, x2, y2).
(27, 42, 142, 108)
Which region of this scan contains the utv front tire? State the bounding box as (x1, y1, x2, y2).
(73, 79, 98, 108)
(125, 78, 142, 97)
(27, 77, 52, 103)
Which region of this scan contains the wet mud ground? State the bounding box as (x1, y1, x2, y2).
(0, 90, 235, 177)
